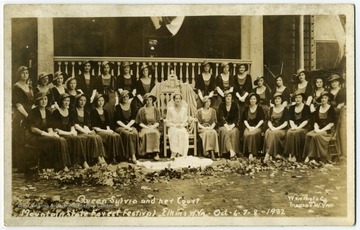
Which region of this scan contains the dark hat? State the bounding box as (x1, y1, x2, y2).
(272, 92, 284, 102)
(254, 76, 265, 86)
(291, 91, 306, 101)
(35, 91, 48, 101)
(246, 92, 260, 104)
(238, 63, 249, 71)
(59, 93, 71, 102)
(327, 74, 344, 84)
(37, 72, 53, 84)
(17, 66, 28, 75)
(143, 93, 157, 103)
(121, 62, 133, 68)
(119, 90, 130, 101)
(316, 91, 334, 103)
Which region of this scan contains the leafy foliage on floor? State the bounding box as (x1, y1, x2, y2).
(36, 157, 329, 187)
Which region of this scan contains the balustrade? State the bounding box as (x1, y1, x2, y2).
(53, 57, 252, 87)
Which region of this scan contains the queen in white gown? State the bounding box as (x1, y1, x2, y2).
(165, 91, 189, 158)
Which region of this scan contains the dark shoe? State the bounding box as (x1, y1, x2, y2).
(111, 158, 118, 165)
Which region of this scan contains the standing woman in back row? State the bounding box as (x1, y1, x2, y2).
(271, 75, 290, 108)
(76, 60, 97, 111)
(252, 76, 272, 122)
(51, 71, 67, 108)
(95, 61, 118, 125)
(34, 72, 53, 110)
(216, 62, 234, 93)
(136, 64, 156, 107)
(233, 63, 253, 114)
(194, 61, 216, 109)
(117, 62, 137, 99)
(12, 66, 34, 170)
(292, 68, 313, 106)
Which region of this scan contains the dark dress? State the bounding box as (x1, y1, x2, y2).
(194, 73, 216, 108)
(242, 105, 265, 156)
(76, 74, 97, 112)
(216, 73, 234, 91)
(253, 86, 272, 121)
(51, 86, 67, 105)
(330, 88, 346, 116)
(95, 75, 118, 126)
(214, 73, 234, 110)
(66, 89, 82, 110)
(263, 107, 289, 157)
(90, 108, 124, 161)
(303, 105, 336, 161)
(114, 102, 140, 159)
(117, 74, 137, 93)
(233, 73, 253, 134)
(217, 102, 241, 155)
(272, 87, 291, 105)
(70, 108, 106, 164)
(12, 83, 34, 169)
(76, 73, 97, 97)
(284, 104, 310, 160)
(330, 87, 346, 157)
(135, 77, 156, 108)
(292, 82, 313, 103)
(51, 109, 86, 166)
(26, 107, 70, 171)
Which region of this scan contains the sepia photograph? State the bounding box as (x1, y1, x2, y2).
(3, 3, 355, 227)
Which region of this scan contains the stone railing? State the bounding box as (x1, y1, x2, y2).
(53, 57, 252, 86)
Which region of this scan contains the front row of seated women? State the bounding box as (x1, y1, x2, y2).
(25, 86, 338, 171)
(201, 89, 338, 164)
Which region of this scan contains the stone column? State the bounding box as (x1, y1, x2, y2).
(299, 15, 304, 69)
(241, 16, 263, 84)
(38, 18, 54, 74)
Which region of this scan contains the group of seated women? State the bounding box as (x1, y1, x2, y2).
(12, 61, 346, 171)
(194, 62, 346, 163)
